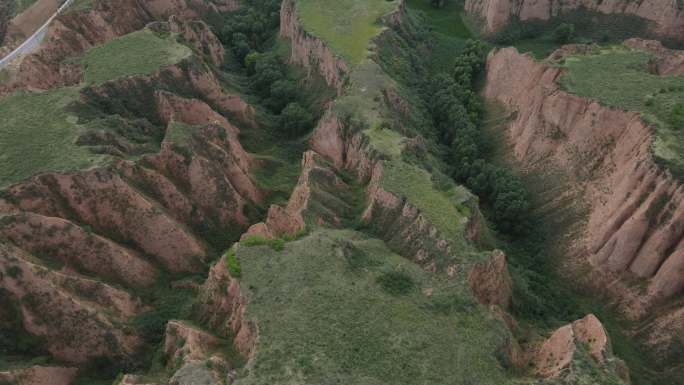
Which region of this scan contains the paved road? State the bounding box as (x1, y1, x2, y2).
(0, 0, 74, 69)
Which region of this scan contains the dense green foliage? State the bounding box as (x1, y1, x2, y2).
(552, 23, 575, 44)
(130, 288, 194, 343)
(420, 40, 532, 235)
(491, 9, 663, 59)
(216, 0, 281, 63)
(225, 248, 242, 278)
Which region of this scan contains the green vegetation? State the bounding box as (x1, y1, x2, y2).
(552, 22, 575, 44)
(296, 0, 399, 64)
(79, 29, 191, 84)
(558, 46, 684, 177)
(375, 270, 415, 295)
(492, 9, 656, 59)
(234, 229, 513, 385)
(405, 0, 472, 38)
(214, 0, 282, 64)
(224, 247, 242, 278)
(164, 121, 197, 146)
(363, 125, 404, 158)
(0, 87, 108, 188)
(381, 160, 470, 242)
(240, 235, 285, 251)
(278, 102, 313, 136)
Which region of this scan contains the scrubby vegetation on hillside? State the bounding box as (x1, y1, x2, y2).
(79, 29, 191, 84)
(0, 87, 107, 188)
(488, 8, 660, 59)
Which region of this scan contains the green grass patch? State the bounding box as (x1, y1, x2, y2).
(79, 29, 191, 85)
(163, 120, 197, 146)
(234, 229, 513, 385)
(240, 235, 285, 251)
(295, 0, 400, 64)
(0, 87, 108, 188)
(558, 45, 684, 177)
(405, 0, 472, 39)
(380, 160, 470, 242)
(363, 125, 404, 158)
(224, 247, 241, 278)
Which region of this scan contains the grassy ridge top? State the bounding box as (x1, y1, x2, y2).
(559, 46, 684, 176)
(0, 87, 107, 188)
(234, 229, 512, 385)
(79, 29, 191, 85)
(381, 160, 470, 245)
(0, 28, 194, 188)
(295, 0, 399, 64)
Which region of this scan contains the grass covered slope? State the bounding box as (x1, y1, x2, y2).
(381, 160, 471, 245)
(79, 29, 191, 84)
(234, 229, 513, 385)
(295, 0, 398, 64)
(0, 87, 107, 188)
(558, 45, 684, 176)
(0, 28, 193, 188)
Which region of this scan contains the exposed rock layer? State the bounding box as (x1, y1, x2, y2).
(484, 46, 684, 367)
(279, 0, 349, 95)
(465, 0, 684, 42)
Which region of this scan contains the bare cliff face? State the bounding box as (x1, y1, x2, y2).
(465, 0, 684, 41)
(534, 314, 630, 382)
(624, 38, 684, 75)
(279, 0, 349, 95)
(484, 46, 684, 369)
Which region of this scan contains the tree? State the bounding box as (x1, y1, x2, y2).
(250, 53, 286, 98)
(552, 23, 575, 44)
(268, 80, 299, 113)
(279, 103, 313, 137)
(431, 0, 446, 8)
(231, 32, 251, 63)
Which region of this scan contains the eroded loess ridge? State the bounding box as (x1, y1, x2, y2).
(0, 0, 680, 385)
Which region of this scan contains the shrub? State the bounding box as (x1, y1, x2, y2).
(278, 103, 314, 137)
(268, 79, 299, 113)
(376, 271, 415, 295)
(552, 23, 575, 44)
(6, 265, 21, 279)
(241, 235, 286, 251)
(225, 249, 242, 278)
(669, 103, 684, 129)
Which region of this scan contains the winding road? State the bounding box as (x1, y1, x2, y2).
(0, 0, 74, 69)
